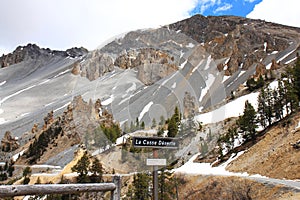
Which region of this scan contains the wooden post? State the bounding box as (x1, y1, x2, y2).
(0, 183, 116, 198)
(111, 175, 121, 200)
(153, 148, 158, 200)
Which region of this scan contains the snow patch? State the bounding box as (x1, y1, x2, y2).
(266, 62, 272, 70)
(270, 51, 278, 55)
(54, 102, 70, 112)
(199, 74, 215, 102)
(20, 112, 30, 117)
(12, 149, 26, 162)
(0, 81, 6, 86)
(174, 152, 247, 176)
(53, 69, 71, 78)
(102, 96, 114, 106)
(171, 82, 176, 89)
(0, 84, 37, 104)
(186, 43, 195, 48)
(278, 49, 296, 63)
(204, 55, 212, 70)
(196, 92, 259, 124)
(285, 57, 297, 64)
(138, 101, 153, 121)
(223, 75, 230, 83)
(179, 59, 188, 69)
(126, 83, 136, 93)
(264, 42, 267, 51)
(38, 79, 50, 85)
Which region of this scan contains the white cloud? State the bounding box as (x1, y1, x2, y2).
(244, 0, 257, 3)
(197, 0, 221, 13)
(0, 0, 198, 52)
(214, 3, 232, 13)
(247, 0, 300, 28)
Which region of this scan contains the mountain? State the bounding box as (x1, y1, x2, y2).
(0, 14, 300, 198)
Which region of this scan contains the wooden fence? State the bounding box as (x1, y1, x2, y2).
(0, 176, 121, 200)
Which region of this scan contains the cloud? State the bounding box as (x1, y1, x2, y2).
(247, 0, 300, 28)
(0, 0, 198, 53)
(214, 3, 232, 13)
(194, 0, 221, 14)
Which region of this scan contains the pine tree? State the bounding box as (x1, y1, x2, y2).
(265, 86, 274, 126)
(151, 118, 157, 129)
(90, 157, 103, 183)
(257, 88, 267, 128)
(173, 106, 180, 124)
(237, 101, 257, 142)
(22, 166, 32, 184)
(167, 117, 178, 137)
(273, 85, 284, 120)
(133, 173, 150, 200)
(293, 56, 300, 98)
(135, 117, 140, 130)
(141, 121, 145, 130)
(71, 151, 90, 183)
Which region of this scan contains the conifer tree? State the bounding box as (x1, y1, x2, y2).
(293, 56, 300, 98)
(167, 117, 178, 137)
(71, 151, 90, 183)
(237, 101, 257, 142)
(133, 173, 150, 200)
(90, 157, 103, 183)
(265, 86, 274, 126)
(151, 118, 157, 129)
(257, 88, 267, 128)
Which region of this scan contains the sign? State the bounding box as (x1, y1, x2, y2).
(146, 159, 167, 166)
(132, 137, 179, 149)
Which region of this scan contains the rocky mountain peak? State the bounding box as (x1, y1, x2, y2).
(169, 14, 300, 74)
(0, 43, 88, 68)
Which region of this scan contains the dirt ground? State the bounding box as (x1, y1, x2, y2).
(178, 175, 300, 200)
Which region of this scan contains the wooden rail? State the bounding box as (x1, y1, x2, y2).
(0, 176, 121, 200)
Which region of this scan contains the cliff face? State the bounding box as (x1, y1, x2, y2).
(75, 50, 114, 81)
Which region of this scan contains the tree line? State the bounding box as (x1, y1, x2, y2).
(218, 57, 300, 158)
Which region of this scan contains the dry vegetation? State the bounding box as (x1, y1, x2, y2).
(178, 175, 300, 200)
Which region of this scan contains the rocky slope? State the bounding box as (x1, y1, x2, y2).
(169, 14, 300, 75)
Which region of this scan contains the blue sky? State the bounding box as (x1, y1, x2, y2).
(0, 0, 299, 54)
(190, 0, 263, 17)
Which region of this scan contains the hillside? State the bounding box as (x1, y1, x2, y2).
(227, 112, 300, 180)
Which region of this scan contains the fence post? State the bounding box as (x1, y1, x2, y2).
(111, 175, 121, 200)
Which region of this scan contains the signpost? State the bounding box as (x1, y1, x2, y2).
(132, 136, 179, 149)
(132, 136, 179, 200)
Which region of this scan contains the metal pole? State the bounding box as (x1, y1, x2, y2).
(153, 148, 158, 200)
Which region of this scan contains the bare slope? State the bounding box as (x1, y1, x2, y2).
(227, 113, 300, 180)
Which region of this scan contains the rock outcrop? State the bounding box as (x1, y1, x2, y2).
(115, 48, 178, 85)
(76, 50, 114, 81)
(183, 92, 197, 119)
(1, 131, 19, 152)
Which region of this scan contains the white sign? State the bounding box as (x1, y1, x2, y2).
(146, 159, 167, 166)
